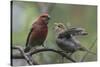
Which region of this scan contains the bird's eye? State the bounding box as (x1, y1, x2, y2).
(58, 25, 61, 27)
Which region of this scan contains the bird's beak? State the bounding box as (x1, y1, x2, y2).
(48, 15, 51, 20)
(52, 23, 58, 29)
(54, 23, 58, 26)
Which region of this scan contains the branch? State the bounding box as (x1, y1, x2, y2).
(12, 46, 38, 65)
(80, 38, 97, 62)
(12, 46, 76, 65)
(29, 48, 76, 62)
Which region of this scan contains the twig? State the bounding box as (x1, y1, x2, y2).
(29, 48, 76, 62)
(80, 38, 97, 62)
(12, 46, 76, 65)
(12, 46, 38, 65)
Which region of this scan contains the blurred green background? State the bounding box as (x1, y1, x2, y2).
(12, 1, 97, 64)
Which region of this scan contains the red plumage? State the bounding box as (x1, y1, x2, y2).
(24, 13, 50, 52)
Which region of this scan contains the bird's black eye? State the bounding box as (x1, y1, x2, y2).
(58, 25, 60, 27)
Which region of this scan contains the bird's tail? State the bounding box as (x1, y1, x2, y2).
(79, 47, 96, 55)
(24, 46, 31, 53)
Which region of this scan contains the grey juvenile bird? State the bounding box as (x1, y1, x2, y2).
(54, 23, 95, 55)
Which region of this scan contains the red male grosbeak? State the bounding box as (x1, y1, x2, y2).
(24, 13, 50, 53)
(54, 23, 95, 55)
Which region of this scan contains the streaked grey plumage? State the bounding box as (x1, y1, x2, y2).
(54, 23, 96, 55)
(56, 31, 80, 53)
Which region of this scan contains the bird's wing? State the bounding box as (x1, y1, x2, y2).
(58, 31, 71, 39)
(25, 28, 33, 47)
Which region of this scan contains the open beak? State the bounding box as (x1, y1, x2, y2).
(52, 23, 58, 30)
(54, 23, 58, 26)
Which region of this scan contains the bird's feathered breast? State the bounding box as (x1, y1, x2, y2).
(27, 22, 48, 46)
(56, 31, 82, 52)
(32, 22, 48, 38)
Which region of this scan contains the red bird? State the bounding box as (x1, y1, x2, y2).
(24, 13, 50, 53)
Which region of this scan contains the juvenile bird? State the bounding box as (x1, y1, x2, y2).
(24, 13, 50, 53)
(54, 23, 95, 55)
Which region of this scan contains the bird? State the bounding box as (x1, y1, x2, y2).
(54, 23, 96, 55)
(24, 13, 50, 53)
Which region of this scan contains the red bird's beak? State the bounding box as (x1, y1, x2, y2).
(47, 15, 51, 20)
(45, 15, 50, 24)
